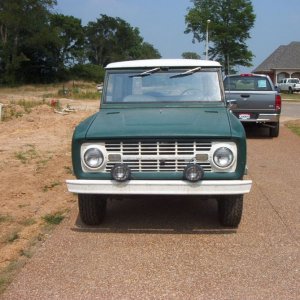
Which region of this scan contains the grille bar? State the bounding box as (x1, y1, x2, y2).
(105, 141, 212, 172)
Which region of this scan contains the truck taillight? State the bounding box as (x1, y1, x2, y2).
(275, 94, 281, 111)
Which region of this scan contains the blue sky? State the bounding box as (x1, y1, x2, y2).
(55, 0, 300, 72)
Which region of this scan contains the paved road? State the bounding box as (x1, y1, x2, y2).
(2, 127, 300, 299)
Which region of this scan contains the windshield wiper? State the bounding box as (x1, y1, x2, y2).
(129, 67, 161, 77)
(170, 67, 202, 79)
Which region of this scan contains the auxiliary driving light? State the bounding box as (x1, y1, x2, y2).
(183, 164, 204, 182)
(111, 164, 131, 182)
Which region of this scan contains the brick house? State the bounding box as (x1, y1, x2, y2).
(253, 41, 300, 85)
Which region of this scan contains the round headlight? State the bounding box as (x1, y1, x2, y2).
(111, 164, 131, 182)
(84, 148, 104, 169)
(183, 164, 204, 182)
(213, 147, 234, 168)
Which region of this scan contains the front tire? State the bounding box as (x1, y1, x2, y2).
(218, 195, 243, 228)
(78, 194, 107, 225)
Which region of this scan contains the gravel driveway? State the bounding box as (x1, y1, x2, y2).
(2, 123, 300, 299)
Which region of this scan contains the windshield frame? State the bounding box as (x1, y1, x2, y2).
(101, 67, 225, 108)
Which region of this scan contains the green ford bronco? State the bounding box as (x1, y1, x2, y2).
(66, 59, 252, 228)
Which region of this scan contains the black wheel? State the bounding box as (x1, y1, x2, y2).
(288, 87, 293, 94)
(270, 122, 279, 137)
(78, 194, 107, 225)
(218, 195, 243, 228)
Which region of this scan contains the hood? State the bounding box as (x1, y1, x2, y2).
(86, 107, 232, 139)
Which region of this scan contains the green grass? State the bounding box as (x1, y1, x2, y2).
(0, 215, 13, 223)
(18, 204, 29, 209)
(64, 166, 73, 174)
(42, 212, 65, 225)
(15, 145, 39, 164)
(280, 93, 300, 101)
(19, 218, 36, 226)
(42, 181, 61, 192)
(13, 99, 47, 113)
(2, 99, 48, 121)
(40, 81, 101, 100)
(0, 260, 26, 294)
(0, 208, 68, 294)
(0, 277, 8, 294)
(36, 154, 53, 171)
(19, 249, 33, 258)
(7, 232, 20, 243)
(286, 123, 300, 136)
(57, 87, 100, 100)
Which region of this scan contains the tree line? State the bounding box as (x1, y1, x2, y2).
(0, 0, 161, 84)
(0, 0, 255, 84)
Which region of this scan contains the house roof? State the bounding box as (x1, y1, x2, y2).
(253, 41, 300, 72)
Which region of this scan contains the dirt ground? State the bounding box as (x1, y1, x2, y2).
(0, 88, 99, 288)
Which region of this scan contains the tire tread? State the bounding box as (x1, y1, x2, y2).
(218, 195, 243, 228)
(78, 194, 106, 225)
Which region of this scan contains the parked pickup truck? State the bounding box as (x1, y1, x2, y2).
(223, 74, 281, 137)
(66, 59, 252, 228)
(277, 78, 300, 94)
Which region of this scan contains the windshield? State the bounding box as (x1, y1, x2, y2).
(103, 69, 222, 103)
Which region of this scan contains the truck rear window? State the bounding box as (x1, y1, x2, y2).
(224, 76, 272, 91)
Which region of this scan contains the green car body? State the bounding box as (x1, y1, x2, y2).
(67, 59, 252, 227)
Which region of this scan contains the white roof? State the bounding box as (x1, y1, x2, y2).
(106, 59, 221, 69)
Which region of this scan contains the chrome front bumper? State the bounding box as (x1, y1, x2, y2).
(66, 179, 252, 196)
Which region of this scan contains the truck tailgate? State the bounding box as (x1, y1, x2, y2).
(225, 91, 277, 111)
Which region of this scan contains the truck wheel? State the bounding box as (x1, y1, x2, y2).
(270, 122, 279, 137)
(78, 194, 107, 225)
(288, 87, 293, 94)
(218, 195, 243, 228)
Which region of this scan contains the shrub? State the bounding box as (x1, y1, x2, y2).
(70, 64, 105, 83)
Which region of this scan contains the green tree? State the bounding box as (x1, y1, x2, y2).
(185, 0, 255, 74)
(85, 14, 161, 67)
(50, 14, 85, 67)
(70, 64, 105, 82)
(137, 42, 161, 59)
(182, 52, 200, 59)
(0, 0, 57, 83)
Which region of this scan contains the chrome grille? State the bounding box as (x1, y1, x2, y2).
(105, 141, 212, 172)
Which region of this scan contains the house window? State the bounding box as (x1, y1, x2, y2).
(277, 72, 289, 83)
(291, 72, 300, 80)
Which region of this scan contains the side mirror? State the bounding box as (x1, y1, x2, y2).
(226, 99, 237, 110)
